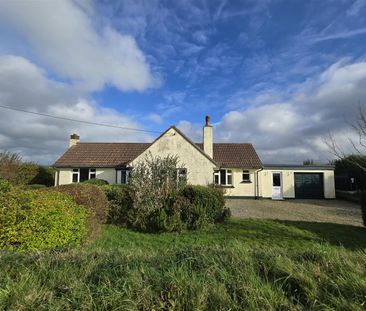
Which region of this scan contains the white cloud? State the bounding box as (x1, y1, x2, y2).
(146, 113, 163, 124)
(0, 0, 158, 92)
(0, 55, 153, 164)
(178, 60, 366, 163)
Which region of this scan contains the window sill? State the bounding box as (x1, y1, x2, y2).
(240, 180, 252, 183)
(215, 185, 234, 188)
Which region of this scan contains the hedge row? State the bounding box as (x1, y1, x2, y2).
(1, 184, 109, 251)
(103, 184, 230, 232)
(0, 190, 86, 250)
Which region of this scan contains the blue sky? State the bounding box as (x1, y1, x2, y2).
(0, 0, 365, 164)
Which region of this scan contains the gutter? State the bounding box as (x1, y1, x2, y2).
(254, 167, 263, 199)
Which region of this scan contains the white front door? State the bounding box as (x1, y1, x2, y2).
(272, 172, 283, 200)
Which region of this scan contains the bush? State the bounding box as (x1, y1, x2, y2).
(51, 184, 108, 224)
(361, 191, 366, 226)
(82, 178, 109, 186)
(128, 154, 185, 232)
(30, 166, 55, 187)
(0, 190, 86, 250)
(179, 185, 229, 225)
(27, 184, 47, 190)
(101, 184, 132, 225)
(0, 178, 12, 194)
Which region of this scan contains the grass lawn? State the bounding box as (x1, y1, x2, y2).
(1, 219, 366, 310)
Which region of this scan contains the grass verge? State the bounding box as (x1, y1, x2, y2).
(1, 219, 366, 310)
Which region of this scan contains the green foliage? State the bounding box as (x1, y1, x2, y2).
(102, 184, 132, 225)
(0, 151, 55, 186)
(0, 178, 12, 194)
(17, 163, 39, 185)
(0, 190, 86, 250)
(1, 220, 366, 310)
(26, 184, 47, 190)
(51, 184, 108, 224)
(30, 166, 55, 187)
(179, 185, 229, 226)
(82, 178, 109, 185)
(128, 154, 186, 232)
(360, 191, 366, 226)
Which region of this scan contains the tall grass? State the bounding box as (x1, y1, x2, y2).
(1, 219, 366, 310)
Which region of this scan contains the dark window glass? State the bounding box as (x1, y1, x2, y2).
(214, 171, 219, 184)
(80, 168, 89, 182)
(121, 170, 128, 184)
(242, 170, 250, 181)
(227, 174, 232, 185)
(220, 170, 226, 185)
(90, 173, 96, 179)
(72, 173, 78, 183)
(273, 173, 281, 186)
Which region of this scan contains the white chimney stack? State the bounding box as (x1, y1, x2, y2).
(69, 133, 80, 148)
(203, 115, 213, 158)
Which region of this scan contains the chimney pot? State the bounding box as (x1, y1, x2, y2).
(69, 133, 80, 147)
(205, 115, 211, 126)
(203, 116, 213, 158)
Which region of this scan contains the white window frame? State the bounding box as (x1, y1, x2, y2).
(72, 168, 80, 183)
(89, 168, 96, 179)
(242, 170, 250, 182)
(214, 169, 233, 186)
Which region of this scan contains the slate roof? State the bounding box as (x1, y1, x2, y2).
(54, 132, 262, 169)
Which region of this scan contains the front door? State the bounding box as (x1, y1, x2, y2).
(272, 172, 283, 200)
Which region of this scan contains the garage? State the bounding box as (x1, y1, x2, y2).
(294, 173, 324, 199)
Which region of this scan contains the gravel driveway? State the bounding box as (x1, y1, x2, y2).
(226, 199, 363, 226)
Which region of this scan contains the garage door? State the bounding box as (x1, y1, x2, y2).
(294, 173, 324, 199)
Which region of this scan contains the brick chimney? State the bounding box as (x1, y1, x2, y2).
(69, 133, 80, 148)
(203, 115, 213, 158)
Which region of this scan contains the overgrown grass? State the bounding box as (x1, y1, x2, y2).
(1, 219, 366, 310)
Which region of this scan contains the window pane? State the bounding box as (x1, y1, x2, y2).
(242, 170, 250, 181)
(90, 173, 96, 179)
(121, 170, 128, 184)
(227, 174, 232, 185)
(72, 173, 78, 183)
(80, 168, 89, 182)
(90, 168, 96, 172)
(220, 170, 226, 185)
(73, 168, 79, 172)
(273, 173, 281, 186)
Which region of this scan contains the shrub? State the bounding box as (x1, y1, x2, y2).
(0, 178, 12, 194)
(82, 178, 109, 186)
(128, 154, 185, 232)
(0, 190, 86, 250)
(179, 185, 229, 225)
(27, 184, 47, 190)
(361, 191, 366, 226)
(30, 166, 55, 186)
(51, 184, 108, 224)
(101, 184, 132, 225)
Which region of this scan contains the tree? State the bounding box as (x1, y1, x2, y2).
(325, 105, 366, 172)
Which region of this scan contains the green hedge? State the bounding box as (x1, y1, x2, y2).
(0, 190, 86, 250)
(82, 179, 109, 186)
(51, 184, 108, 224)
(0, 178, 12, 194)
(179, 185, 229, 226)
(102, 184, 132, 225)
(101, 184, 230, 232)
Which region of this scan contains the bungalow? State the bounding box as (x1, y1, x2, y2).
(53, 116, 335, 199)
